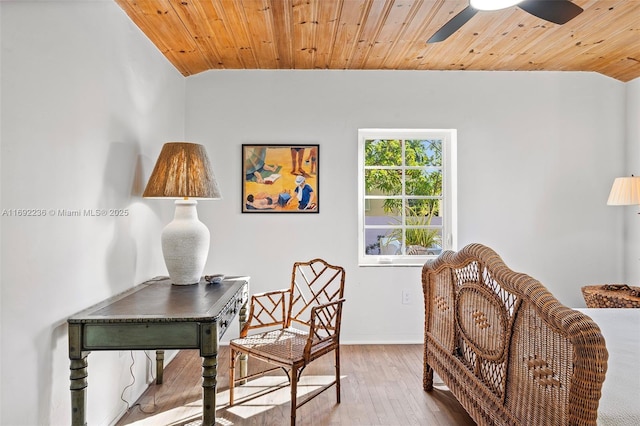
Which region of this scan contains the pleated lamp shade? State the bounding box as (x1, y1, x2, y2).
(607, 176, 640, 206)
(143, 142, 221, 200)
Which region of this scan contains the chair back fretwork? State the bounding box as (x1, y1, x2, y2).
(288, 259, 345, 331)
(244, 290, 288, 332)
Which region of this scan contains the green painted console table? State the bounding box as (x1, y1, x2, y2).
(68, 276, 249, 426)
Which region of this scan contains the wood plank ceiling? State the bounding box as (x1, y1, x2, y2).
(114, 0, 640, 82)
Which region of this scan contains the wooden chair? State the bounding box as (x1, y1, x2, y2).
(229, 258, 346, 425)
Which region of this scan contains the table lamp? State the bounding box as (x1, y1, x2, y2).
(607, 175, 640, 211)
(143, 142, 221, 285)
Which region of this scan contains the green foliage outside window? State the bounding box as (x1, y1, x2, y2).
(364, 138, 442, 215)
(387, 206, 441, 249)
(364, 138, 443, 251)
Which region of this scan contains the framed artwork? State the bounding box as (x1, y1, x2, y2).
(242, 144, 319, 213)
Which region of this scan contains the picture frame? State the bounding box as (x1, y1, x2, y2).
(242, 144, 319, 213)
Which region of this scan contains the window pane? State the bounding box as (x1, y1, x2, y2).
(365, 139, 402, 166)
(403, 202, 442, 249)
(405, 169, 442, 196)
(364, 169, 402, 196)
(405, 139, 442, 167)
(406, 198, 440, 218)
(406, 229, 443, 256)
(364, 199, 401, 225)
(404, 205, 433, 226)
(364, 228, 400, 255)
(430, 205, 444, 224)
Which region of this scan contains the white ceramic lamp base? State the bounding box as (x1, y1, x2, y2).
(161, 199, 210, 285)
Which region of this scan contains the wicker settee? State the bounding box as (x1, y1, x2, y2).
(422, 244, 608, 426)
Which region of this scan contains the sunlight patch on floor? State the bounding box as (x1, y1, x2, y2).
(124, 375, 342, 426)
(221, 375, 337, 419)
(125, 400, 202, 426)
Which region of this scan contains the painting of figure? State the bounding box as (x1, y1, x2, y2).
(242, 144, 319, 213)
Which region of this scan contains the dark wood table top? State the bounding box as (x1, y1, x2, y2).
(68, 276, 249, 323)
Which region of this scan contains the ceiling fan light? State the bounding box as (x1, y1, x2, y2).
(470, 0, 524, 11)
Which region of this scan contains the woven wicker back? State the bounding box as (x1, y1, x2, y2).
(422, 243, 608, 426)
(287, 258, 345, 334)
(450, 258, 519, 399)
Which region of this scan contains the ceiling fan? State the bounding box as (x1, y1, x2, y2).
(427, 0, 583, 43)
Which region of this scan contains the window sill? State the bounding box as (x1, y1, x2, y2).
(358, 256, 438, 267)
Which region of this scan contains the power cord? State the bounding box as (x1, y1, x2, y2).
(120, 350, 159, 415)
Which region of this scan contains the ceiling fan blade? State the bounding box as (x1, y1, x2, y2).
(427, 6, 478, 43)
(518, 0, 583, 25)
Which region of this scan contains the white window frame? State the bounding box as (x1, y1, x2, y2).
(358, 129, 457, 266)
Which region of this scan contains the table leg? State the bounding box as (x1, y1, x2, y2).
(201, 323, 219, 426)
(156, 350, 164, 384)
(239, 300, 248, 382)
(202, 354, 218, 426)
(70, 355, 88, 426)
(69, 323, 89, 426)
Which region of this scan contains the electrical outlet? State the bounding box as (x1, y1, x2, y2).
(402, 289, 411, 305)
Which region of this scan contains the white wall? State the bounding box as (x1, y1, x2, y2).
(624, 78, 640, 284)
(1, 1, 185, 425)
(186, 70, 627, 344)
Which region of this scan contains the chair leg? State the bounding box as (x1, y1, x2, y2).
(290, 367, 298, 425)
(424, 362, 434, 391)
(335, 347, 341, 403)
(229, 348, 236, 405)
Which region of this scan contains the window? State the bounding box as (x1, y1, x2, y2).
(358, 129, 457, 266)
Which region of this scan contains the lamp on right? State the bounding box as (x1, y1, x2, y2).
(607, 175, 640, 208)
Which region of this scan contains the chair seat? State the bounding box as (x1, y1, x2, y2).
(230, 328, 311, 365)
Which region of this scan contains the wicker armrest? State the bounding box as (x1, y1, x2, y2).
(241, 289, 289, 336)
(304, 299, 345, 359)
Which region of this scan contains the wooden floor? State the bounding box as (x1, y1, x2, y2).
(116, 344, 475, 426)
